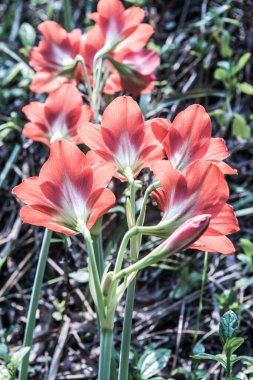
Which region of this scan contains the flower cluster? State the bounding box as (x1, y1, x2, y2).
(29, 0, 159, 95)
(15, 91, 238, 254)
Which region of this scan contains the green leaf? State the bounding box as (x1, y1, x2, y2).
(223, 17, 240, 26)
(214, 68, 228, 81)
(19, 22, 36, 47)
(10, 347, 30, 368)
(240, 239, 253, 257)
(1, 64, 22, 86)
(224, 337, 244, 355)
(217, 61, 231, 70)
(232, 53, 251, 75)
(192, 353, 226, 367)
(219, 311, 239, 346)
(140, 94, 151, 117)
(220, 30, 232, 58)
(138, 349, 171, 379)
(237, 82, 253, 95)
(193, 343, 205, 355)
(232, 114, 251, 139)
(0, 365, 11, 380)
(237, 254, 252, 266)
(52, 311, 63, 321)
(232, 355, 253, 365)
(0, 343, 9, 361)
(69, 268, 89, 283)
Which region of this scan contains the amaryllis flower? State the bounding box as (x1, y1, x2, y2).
(23, 84, 93, 146)
(12, 140, 116, 235)
(104, 49, 160, 95)
(30, 21, 82, 93)
(150, 104, 237, 174)
(22, 84, 93, 146)
(78, 96, 164, 181)
(88, 0, 153, 54)
(150, 160, 239, 254)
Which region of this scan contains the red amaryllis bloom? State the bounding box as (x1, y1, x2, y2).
(151, 160, 239, 254)
(12, 140, 116, 235)
(30, 21, 82, 93)
(104, 49, 160, 95)
(22, 84, 93, 146)
(78, 96, 164, 181)
(88, 0, 153, 54)
(80, 25, 159, 95)
(150, 104, 237, 174)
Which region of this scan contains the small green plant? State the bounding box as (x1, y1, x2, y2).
(191, 3, 239, 59)
(216, 289, 240, 313)
(238, 239, 253, 272)
(236, 239, 253, 289)
(0, 345, 29, 380)
(130, 345, 171, 380)
(193, 311, 253, 379)
(52, 299, 66, 321)
(212, 53, 252, 138)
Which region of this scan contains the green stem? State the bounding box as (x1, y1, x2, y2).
(76, 55, 92, 102)
(118, 175, 138, 380)
(92, 54, 104, 122)
(118, 279, 136, 380)
(114, 227, 139, 274)
(136, 181, 161, 251)
(18, 229, 52, 380)
(193, 251, 209, 347)
(136, 181, 160, 227)
(0, 143, 21, 188)
(62, 0, 72, 31)
(98, 328, 113, 380)
(226, 353, 232, 378)
(92, 233, 104, 280)
(82, 227, 105, 319)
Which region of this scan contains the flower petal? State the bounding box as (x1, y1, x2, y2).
(184, 160, 229, 216)
(169, 104, 212, 169)
(87, 188, 116, 229)
(20, 205, 76, 235)
(12, 177, 49, 206)
(206, 204, 239, 236)
(190, 235, 236, 254)
(101, 96, 145, 153)
(39, 140, 93, 208)
(203, 137, 237, 174)
(78, 122, 107, 151)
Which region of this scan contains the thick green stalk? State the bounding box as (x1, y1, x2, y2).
(92, 54, 104, 122)
(18, 229, 52, 380)
(92, 233, 104, 280)
(82, 227, 105, 319)
(76, 55, 92, 102)
(226, 353, 232, 378)
(62, 0, 72, 31)
(98, 328, 113, 380)
(193, 251, 209, 347)
(136, 181, 160, 228)
(114, 227, 139, 274)
(118, 278, 136, 380)
(118, 176, 138, 380)
(0, 143, 21, 188)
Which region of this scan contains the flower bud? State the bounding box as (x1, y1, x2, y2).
(117, 214, 211, 278)
(101, 271, 114, 297)
(158, 214, 211, 257)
